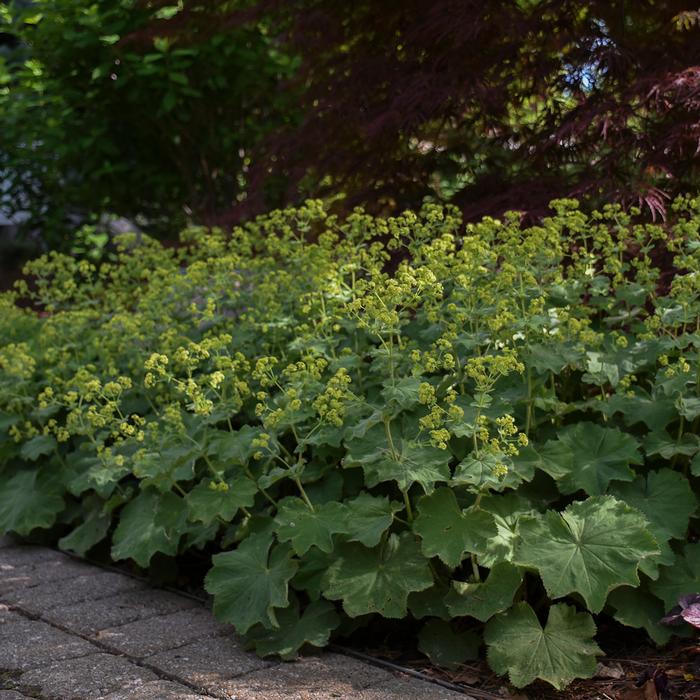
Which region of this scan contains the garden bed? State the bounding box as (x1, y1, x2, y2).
(1, 199, 698, 692)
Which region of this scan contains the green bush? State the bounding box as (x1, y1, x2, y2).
(0, 0, 296, 250)
(1, 198, 699, 689)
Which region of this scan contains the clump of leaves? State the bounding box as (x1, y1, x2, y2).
(1, 197, 700, 690)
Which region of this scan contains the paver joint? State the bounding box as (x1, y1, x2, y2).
(0, 539, 471, 699)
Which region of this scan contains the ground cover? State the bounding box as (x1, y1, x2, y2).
(0, 198, 698, 691)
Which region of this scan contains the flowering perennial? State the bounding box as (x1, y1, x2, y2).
(1, 198, 699, 689)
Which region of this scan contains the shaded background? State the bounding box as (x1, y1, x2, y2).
(1, 0, 699, 269)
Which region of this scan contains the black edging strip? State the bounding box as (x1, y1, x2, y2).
(329, 644, 503, 700)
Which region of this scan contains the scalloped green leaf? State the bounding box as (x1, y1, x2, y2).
(649, 542, 700, 610)
(111, 490, 188, 567)
(186, 476, 257, 525)
(19, 434, 57, 461)
(644, 431, 700, 459)
(524, 342, 580, 374)
(207, 426, 259, 464)
(291, 548, 334, 600)
(417, 619, 480, 669)
(639, 536, 675, 581)
(133, 443, 197, 492)
(514, 496, 659, 612)
(275, 498, 348, 555)
(677, 395, 700, 421)
(59, 498, 110, 556)
(479, 492, 537, 568)
(452, 452, 507, 491)
(248, 600, 340, 660)
(516, 441, 573, 481)
(205, 532, 298, 634)
(381, 376, 422, 410)
(582, 351, 619, 387)
(609, 468, 694, 580)
(485, 603, 601, 690)
(554, 423, 641, 495)
(413, 488, 496, 567)
(343, 492, 402, 547)
(0, 468, 64, 535)
(604, 391, 676, 430)
(322, 532, 433, 618)
(453, 449, 534, 491)
(692, 451, 700, 476)
(344, 422, 450, 493)
(408, 581, 451, 620)
(609, 468, 697, 541)
(446, 562, 523, 622)
(607, 587, 674, 645)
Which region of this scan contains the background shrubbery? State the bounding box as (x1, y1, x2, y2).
(3, 1, 700, 254)
(0, 0, 296, 251)
(1, 199, 699, 689)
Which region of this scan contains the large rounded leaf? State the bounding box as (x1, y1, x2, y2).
(413, 488, 495, 567)
(417, 619, 479, 669)
(607, 587, 673, 645)
(446, 562, 523, 622)
(485, 602, 601, 689)
(322, 532, 433, 618)
(275, 497, 348, 555)
(205, 532, 298, 634)
(609, 468, 697, 541)
(344, 422, 450, 493)
(0, 468, 64, 536)
(649, 542, 700, 610)
(553, 423, 641, 495)
(186, 476, 257, 525)
(111, 490, 188, 567)
(514, 496, 659, 612)
(248, 600, 340, 659)
(342, 492, 402, 547)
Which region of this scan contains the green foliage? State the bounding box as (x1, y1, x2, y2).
(515, 497, 659, 613)
(485, 603, 601, 690)
(111, 489, 188, 567)
(413, 488, 495, 567)
(247, 599, 340, 660)
(0, 0, 296, 250)
(206, 533, 298, 634)
(446, 562, 523, 622)
(323, 533, 433, 618)
(2, 197, 700, 689)
(417, 619, 480, 669)
(0, 467, 63, 535)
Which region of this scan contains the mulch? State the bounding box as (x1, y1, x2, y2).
(393, 638, 700, 700)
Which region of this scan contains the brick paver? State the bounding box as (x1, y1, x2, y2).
(0, 608, 96, 672)
(143, 636, 271, 688)
(4, 570, 145, 615)
(95, 607, 229, 658)
(0, 558, 91, 596)
(101, 681, 217, 700)
(45, 588, 199, 636)
(19, 653, 158, 699)
(0, 539, 472, 700)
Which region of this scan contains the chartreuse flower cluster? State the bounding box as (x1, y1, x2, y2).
(1, 197, 700, 691)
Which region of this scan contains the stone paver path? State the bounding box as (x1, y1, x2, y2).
(0, 536, 471, 699)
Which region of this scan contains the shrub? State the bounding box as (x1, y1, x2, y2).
(1, 198, 699, 690)
(0, 0, 296, 250)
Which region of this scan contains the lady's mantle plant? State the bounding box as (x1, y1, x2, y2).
(1, 198, 699, 690)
